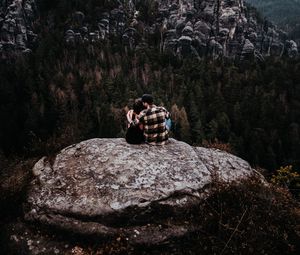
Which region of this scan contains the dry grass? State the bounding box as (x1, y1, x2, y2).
(0, 158, 37, 218)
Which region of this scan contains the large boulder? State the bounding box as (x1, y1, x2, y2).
(20, 138, 259, 252)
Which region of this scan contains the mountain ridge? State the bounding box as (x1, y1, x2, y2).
(0, 0, 298, 59)
(246, 0, 300, 27)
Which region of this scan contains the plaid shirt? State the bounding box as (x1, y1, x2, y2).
(139, 105, 170, 145)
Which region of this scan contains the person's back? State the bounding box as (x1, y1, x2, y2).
(139, 94, 169, 145)
(125, 98, 145, 144)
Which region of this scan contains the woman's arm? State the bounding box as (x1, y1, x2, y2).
(126, 109, 134, 124)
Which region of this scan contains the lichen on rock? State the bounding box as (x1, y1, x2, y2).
(23, 138, 259, 248)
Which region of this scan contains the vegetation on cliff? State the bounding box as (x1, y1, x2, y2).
(1, 42, 300, 172)
(1, 0, 299, 173)
(247, 0, 300, 28)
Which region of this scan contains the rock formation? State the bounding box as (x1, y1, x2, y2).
(62, 0, 298, 60)
(6, 138, 262, 254)
(0, 0, 37, 58)
(0, 0, 297, 60)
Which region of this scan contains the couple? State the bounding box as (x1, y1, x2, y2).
(126, 94, 170, 145)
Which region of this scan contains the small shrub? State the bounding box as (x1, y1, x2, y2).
(271, 165, 300, 197)
(271, 165, 299, 187)
(173, 177, 300, 254)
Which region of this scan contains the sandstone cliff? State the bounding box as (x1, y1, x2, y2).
(0, 0, 37, 57)
(0, 0, 298, 59)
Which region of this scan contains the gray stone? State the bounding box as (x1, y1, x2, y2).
(164, 29, 177, 39)
(158, 8, 169, 17)
(0, 0, 37, 56)
(224, 0, 236, 8)
(175, 19, 186, 33)
(270, 42, 284, 56)
(193, 36, 207, 55)
(74, 32, 82, 42)
(220, 7, 238, 24)
(170, 3, 178, 11)
(179, 35, 192, 44)
(24, 138, 258, 247)
(65, 30, 74, 36)
(219, 28, 230, 37)
(254, 50, 265, 62)
(23, 48, 32, 54)
(182, 25, 193, 37)
(194, 30, 207, 41)
(248, 32, 257, 42)
(89, 32, 100, 42)
(164, 38, 178, 52)
(15, 33, 26, 49)
(80, 26, 88, 35)
(99, 18, 109, 27)
(203, 5, 214, 22)
(73, 11, 85, 24)
(194, 20, 211, 35)
(1, 0, 298, 59)
(286, 40, 298, 58)
(242, 39, 255, 56)
(209, 39, 223, 57)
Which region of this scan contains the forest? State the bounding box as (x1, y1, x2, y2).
(1, 0, 300, 174)
(1, 39, 300, 174)
(247, 0, 300, 37)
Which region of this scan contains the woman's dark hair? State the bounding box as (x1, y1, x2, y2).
(133, 98, 144, 114)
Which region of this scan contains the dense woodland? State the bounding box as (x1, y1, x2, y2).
(247, 0, 300, 40)
(0, 0, 300, 175)
(1, 43, 300, 173)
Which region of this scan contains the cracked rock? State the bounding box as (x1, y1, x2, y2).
(22, 138, 259, 250)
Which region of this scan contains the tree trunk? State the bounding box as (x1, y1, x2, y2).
(215, 0, 220, 35)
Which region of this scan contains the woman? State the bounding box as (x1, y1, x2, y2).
(125, 98, 145, 144)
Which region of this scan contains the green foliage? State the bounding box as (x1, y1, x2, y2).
(1, 47, 300, 172)
(247, 0, 300, 29)
(271, 165, 300, 197)
(271, 165, 299, 186)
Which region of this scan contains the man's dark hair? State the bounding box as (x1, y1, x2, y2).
(141, 94, 153, 104)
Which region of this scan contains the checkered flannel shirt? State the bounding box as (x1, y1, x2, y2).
(139, 105, 170, 145)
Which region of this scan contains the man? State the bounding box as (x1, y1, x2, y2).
(138, 94, 170, 145)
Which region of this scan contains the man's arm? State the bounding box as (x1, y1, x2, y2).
(137, 111, 146, 130)
(161, 107, 170, 119)
(138, 110, 146, 123)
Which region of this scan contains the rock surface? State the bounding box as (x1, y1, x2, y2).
(0, 0, 37, 57)
(0, 0, 298, 59)
(18, 138, 259, 253)
(61, 0, 298, 60)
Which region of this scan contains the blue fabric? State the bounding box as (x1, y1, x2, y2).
(165, 118, 172, 131)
